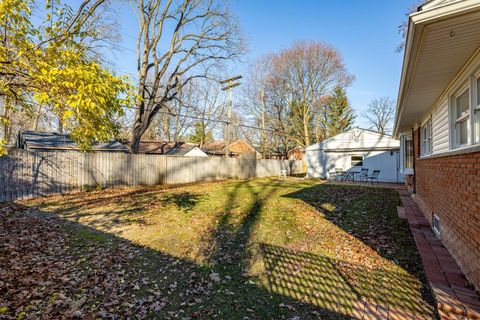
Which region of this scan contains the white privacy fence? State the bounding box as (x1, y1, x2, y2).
(0, 149, 305, 202)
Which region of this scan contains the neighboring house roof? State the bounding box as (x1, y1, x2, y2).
(122, 140, 205, 156)
(201, 141, 228, 154)
(287, 146, 305, 160)
(288, 146, 305, 153)
(305, 128, 399, 152)
(394, 0, 480, 135)
(201, 139, 259, 156)
(165, 145, 207, 157)
(17, 131, 128, 152)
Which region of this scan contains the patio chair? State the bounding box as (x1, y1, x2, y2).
(343, 171, 355, 182)
(358, 168, 368, 183)
(367, 170, 380, 184)
(328, 168, 344, 181)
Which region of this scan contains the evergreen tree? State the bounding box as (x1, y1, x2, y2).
(187, 122, 213, 146)
(318, 87, 355, 141)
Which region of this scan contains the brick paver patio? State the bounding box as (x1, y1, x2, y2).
(398, 189, 480, 320)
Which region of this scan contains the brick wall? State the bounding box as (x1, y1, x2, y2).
(413, 130, 480, 291)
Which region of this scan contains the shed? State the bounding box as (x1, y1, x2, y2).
(306, 128, 402, 182)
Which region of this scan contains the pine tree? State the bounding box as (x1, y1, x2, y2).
(187, 122, 213, 147)
(319, 87, 355, 141)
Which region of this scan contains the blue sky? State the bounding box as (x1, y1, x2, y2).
(105, 0, 416, 127)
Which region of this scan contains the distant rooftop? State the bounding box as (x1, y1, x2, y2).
(121, 140, 199, 155)
(18, 131, 129, 152)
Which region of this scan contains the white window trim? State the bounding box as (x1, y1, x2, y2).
(450, 83, 471, 149)
(420, 117, 432, 157)
(402, 135, 414, 175)
(474, 75, 480, 144)
(350, 155, 363, 167)
(432, 214, 441, 238)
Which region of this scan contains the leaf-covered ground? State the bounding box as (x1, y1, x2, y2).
(1, 178, 436, 319)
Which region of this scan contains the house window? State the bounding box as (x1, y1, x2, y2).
(404, 135, 413, 172)
(475, 78, 480, 143)
(351, 155, 363, 167)
(420, 118, 432, 156)
(452, 87, 470, 147)
(432, 214, 441, 238)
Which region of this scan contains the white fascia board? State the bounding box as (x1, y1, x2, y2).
(411, 0, 480, 24)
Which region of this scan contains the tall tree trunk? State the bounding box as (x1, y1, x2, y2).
(131, 124, 144, 153)
(57, 116, 64, 134)
(32, 104, 42, 131)
(303, 112, 310, 147)
(2, 101, 10, 143)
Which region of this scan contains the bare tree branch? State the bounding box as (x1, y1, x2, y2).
(129, 0, 244, 152)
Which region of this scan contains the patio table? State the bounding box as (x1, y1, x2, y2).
(350, 171, 360, 182)
(342, 171, 360, 182)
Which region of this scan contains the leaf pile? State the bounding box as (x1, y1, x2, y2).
(0, 204, 177, 319)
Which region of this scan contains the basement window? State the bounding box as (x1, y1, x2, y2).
(432, 214, 441, 238)
(350, 155, 363, 167)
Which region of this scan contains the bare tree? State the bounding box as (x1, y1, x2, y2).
(243, 41, 353, 154)
(157, 82, 198, 141)
(243, 56, 276, 157)
(271, 41, 353, 147)
(191, 80, 225, 146)
(129, 0, 244, 153)
(364, 97, 395, 134)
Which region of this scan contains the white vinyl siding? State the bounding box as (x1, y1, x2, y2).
(422, 75, 480, 155)
(432, 101, 449, 153)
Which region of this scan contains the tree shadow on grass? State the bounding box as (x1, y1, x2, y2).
(159, 192, 206, 212)
(6, 180, 437, 319)
(30, 186, 209, 231)
(1, 202, 349, 319)
(258, 243, 434, 319)
(282, 183, 437, 318)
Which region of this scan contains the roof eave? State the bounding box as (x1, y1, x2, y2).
(394, 0, 480, 137)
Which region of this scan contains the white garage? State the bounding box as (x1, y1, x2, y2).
(306, 128, 403, 183)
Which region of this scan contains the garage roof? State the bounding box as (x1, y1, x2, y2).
(306, 128, 399, 152)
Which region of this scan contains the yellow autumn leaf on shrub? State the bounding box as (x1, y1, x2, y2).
(0, 0, 135, 154)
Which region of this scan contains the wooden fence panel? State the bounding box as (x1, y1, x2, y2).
(0, 149, 305, 202)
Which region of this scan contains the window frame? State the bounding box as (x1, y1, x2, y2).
(350, 155, 363, 167)
(474, 76, 480, 144)
(451, 85, 470, 148)
(432, 214, 441, 238)
(403, 135, 414, 175)
(420, 117, 432, 156)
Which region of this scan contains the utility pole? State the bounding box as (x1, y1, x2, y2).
(220, 75, 242, 158)
(260, 88, 267, 159)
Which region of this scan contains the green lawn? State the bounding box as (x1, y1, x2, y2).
(3, 178, 435, 319)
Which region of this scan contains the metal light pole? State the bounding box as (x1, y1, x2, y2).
(220, 75, 242, 158)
